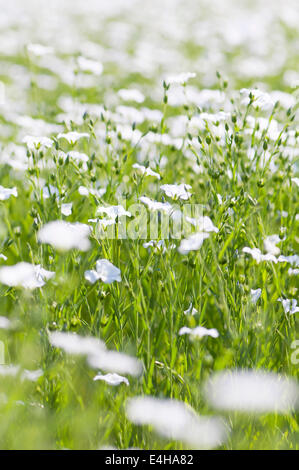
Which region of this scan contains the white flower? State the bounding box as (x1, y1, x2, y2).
(184, 303, 198, 316)
(126, 397, 227, 449)
(143, 240, 169, 253)
(49, 332, 105, 356)
(88, 350, 142, 377)
(133, 163, 160, 179)
(23, 135, 53, 151)
(38, 221, 91, 251)
(49, 331, 142, 377)
(61, 203, 73, 217)
(264, 235, 281, 256)
(288, 268, 299, 276)
(277, 298, 299, 315)
(240, 88, 275, 111)
(0, 316, 11, 329)
(242, 247, 277, 263)
(96, 205, 131, 220)
(118, 89, 145, 103)
(93, 373, 129, 386)
(204, 370, 299, 414)
(140, 196, 172, 213)
(166, 72, 196, 85)
(77, 56, 103, 76)
(186, 216, 218, 233)
(78, 185, 106, 198)
(27, 43, 53, 56)
(21, 369, 43, 382)
(277, 255, 299, 267)
(178, 232, 210, 255)
(42, 185, 59, 200)
(57, 132, 89, 145)
(250, 288, 262, 304)
(0, 186, 18, 200)
(67, 151, 89, 163)
(85, 259, 121, 284)
(179, 326, 219, 338)
(0, 262, 54, 289)
(161, 183, 192, 201)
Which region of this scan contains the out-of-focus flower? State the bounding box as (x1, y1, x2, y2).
(126, 396, 227, 449)
(178, 232, 210, 255)
(77, 56, 103, 75)
(38, 221, 91, 251)
(61, 203, 73, 216)
(23, 135, 53, 151)
(93, 373, 129, 386)
(57, 132, 89, 145)
(133, 163, 160, 179)
(184, 303, 198, 316)
(242, 247, 277, 263)
(96, 205, 131, 220)
(179, 326, 219, 338)
(204, 369, 299, 414)
(250, 288, 262, 304)
(0, 186, 18, 200)
(27, 43, 53, 56)
(165, 72, 196, 85)
(161, 183, 192, 201)
(118, 89, 145, 103)
(0, 262, 54, 289)
(85, 259, 121, 284)
(277, 298, 299, 315)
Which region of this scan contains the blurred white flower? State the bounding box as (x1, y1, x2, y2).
(186, 216, 218, 233)
(161, 183, 192, 200)
(77, 56, 103, 76)
(118, 89, 145, 103)
(133, 163, 160, 179)
(184, 303, 198, 316)
(49, 332, 105, 356)
(42, 185, 59, 200)
(0, 262, 54, 289)
(96, 205, 131, 220)
(166, 72, 196, 85)
(93, 372, 129, 386)
(204, 370, 299, 414)
(242, 247, 277, 263)
(61, 203, 73, 217)
(140, 196, 172, 213)
(277, 254, 299, 267)
(179, 326, 219, 338)
(277, 298, 299, 315)
(0, 186, 18, 201)
(88, 350, 142, 377)
(57, 132, 89, 145)
(0, 316, 11, 329)
(23, 135, 53, 151)
(240, 88, 275, 111)
(38, 221, 91, 251)
(126, 396, 227, 449)
(178, 232, 210, 255)
(27, 43, 53, 56)
(78, 185, 106, 198)
(263, 235, 281, 256)
(250, 288, 262, 304)
(85, 259, 121, 284)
